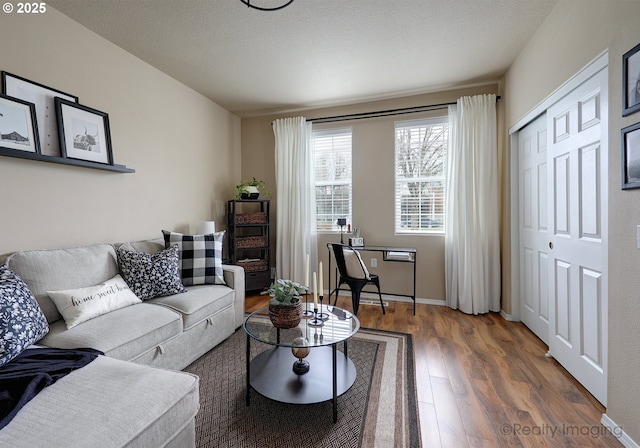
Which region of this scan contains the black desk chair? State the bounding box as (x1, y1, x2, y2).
(329, 243, 385, 316)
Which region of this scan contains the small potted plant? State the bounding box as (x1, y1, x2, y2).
(262, 279, 308, 328)
(235, 177, 270, 200)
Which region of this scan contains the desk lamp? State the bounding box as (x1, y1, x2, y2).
(337, 218, 347, 243)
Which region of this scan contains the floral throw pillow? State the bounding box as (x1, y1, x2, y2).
(0, 265, 49, 366)
(116, 245, 186, 300)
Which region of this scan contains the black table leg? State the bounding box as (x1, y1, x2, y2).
(413, 255, 417, 315)
(332, 343, 338, 423)
(246, 333, 251, 406)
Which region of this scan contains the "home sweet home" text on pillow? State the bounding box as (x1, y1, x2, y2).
(47, 274, 141, 329)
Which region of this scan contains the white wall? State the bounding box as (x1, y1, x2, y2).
(504, 0, 640, 441)
(0, 8, 241, 254)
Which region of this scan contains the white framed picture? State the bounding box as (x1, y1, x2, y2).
(55, 98, 113, 165)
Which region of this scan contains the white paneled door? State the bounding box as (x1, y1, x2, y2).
(518, 67, 608, 405)
(547, 68, 607, 406)
(519, 114, 550, 345)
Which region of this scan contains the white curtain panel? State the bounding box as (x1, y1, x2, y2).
(273, 117, 318, 286)
(444, 94, 501, 314)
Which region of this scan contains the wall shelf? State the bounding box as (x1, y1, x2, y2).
(0, 147, 135, 173)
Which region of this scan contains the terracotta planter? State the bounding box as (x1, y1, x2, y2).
(269, 299, 303, 329)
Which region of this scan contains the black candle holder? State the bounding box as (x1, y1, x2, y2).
(302, 292, 314, 317)
(308, 307, 323, 326)
(317, 295, 329, 320)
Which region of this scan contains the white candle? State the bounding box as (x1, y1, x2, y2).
(319, 261, 323, 298)
(305, 254, 309, 288)
(313, 272, 318, 307)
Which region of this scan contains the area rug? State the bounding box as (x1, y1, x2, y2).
(184, 322, 421, 448)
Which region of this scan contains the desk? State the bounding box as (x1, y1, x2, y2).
(327, 244, 417, 315)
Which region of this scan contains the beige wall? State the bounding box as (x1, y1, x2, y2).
(504, 0, 640, 440)
(8, 0, 635, 438)
(0, 8, 241, 254)
(242, 85, 498, 303)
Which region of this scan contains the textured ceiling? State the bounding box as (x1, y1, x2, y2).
(47, 0, 558, 117)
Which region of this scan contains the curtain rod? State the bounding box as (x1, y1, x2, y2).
(306, 96, 501, 124)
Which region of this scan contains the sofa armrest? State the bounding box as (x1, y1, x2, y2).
(222, 265, 245, 328)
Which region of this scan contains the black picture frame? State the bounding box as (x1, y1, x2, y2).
(0, 94, 40, 154)
(2, 71, 78, 157)
(621, 122, 640, 189)
(55, 97, 113, 165)
(623, 43, 640, 117)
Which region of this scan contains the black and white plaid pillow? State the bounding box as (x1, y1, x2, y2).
(162, 230, 226, 286)
(116, 245, 186, 300)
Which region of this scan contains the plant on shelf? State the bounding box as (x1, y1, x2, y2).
(262, 279, 308, 329)
(235, 177, 270, 199)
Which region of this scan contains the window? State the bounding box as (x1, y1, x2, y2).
(395, 117, 448, 233)
(313, 128, 352, 231)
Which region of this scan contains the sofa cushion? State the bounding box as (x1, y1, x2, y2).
(0, 353, 199, 448)
(39, 303, 182, 362)
(4, 244, 119, 323)
(162, 230, 226, 286)
(0, 266, 49, 366)
(116, 245, 186, 300)
(47, 274, 141, 329)
(117, 239, 164, 254)
(149, 284, 235, 330)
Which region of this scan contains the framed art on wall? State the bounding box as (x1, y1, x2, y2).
(0, 94, 40, 154)
(621, 122, 640, 189)
(2, 71, 78, 157)
(623, 42, 640, 117)
(55, 97, 113, 165)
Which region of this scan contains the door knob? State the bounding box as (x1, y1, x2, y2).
(549, 242, 553, 249)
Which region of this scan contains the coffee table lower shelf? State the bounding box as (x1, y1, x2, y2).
(247, 345, 357, 421)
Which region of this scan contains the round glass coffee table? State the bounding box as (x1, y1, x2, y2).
(243, 304, 360, 422)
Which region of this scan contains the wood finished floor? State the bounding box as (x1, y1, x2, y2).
(245, 294, 623, 448)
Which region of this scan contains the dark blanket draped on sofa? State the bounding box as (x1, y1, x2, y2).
(0, 347, 103, 430)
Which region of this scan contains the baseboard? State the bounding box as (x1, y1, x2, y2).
(329, 290, 445, 307)
(601, 413, 637, 447)
(359, 291, 445, 306)
(334, 291, 520, 316)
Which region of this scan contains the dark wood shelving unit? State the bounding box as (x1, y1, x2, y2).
(227, 199, 271, 291)
(0, 147, 135, 173)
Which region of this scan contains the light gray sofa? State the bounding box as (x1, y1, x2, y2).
(0, 239, 245, 448)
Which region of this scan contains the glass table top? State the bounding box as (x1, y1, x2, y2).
(243, 304, 360, 348)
